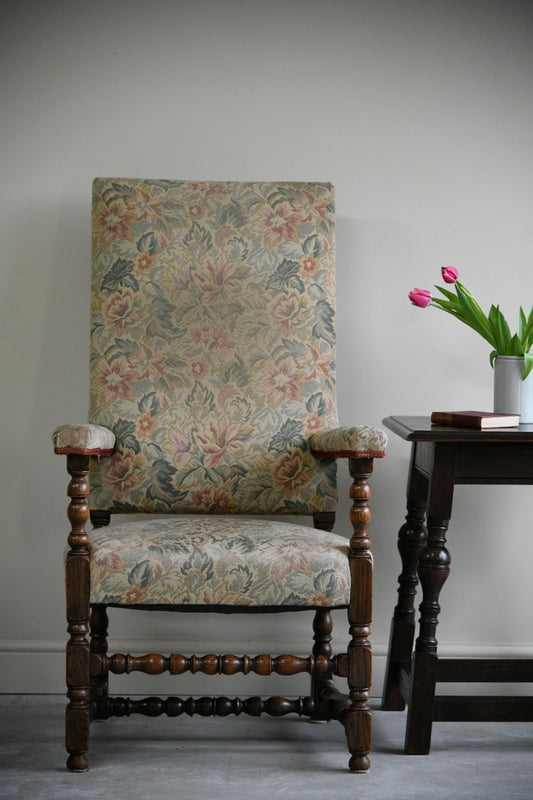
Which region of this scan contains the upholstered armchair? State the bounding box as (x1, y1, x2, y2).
(53, 179, 387, 772)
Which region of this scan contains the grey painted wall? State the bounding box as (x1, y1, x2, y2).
(1, 0, 532, 694)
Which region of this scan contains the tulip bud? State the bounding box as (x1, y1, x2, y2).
(408, 288, 432, 308)
(441, 266, 459, 284)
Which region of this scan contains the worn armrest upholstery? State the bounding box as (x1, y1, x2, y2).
(52, 424, 115, 456)
(309, 426, 387, 459)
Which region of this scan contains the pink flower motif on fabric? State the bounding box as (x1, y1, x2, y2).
(270, 291, 308, 334)
(125, 189, 163, 221)
(123, 586, 148, 604)
(197, 256, 239, 305)
(128, 344, 167, 381)
(304, 413, 323, 434)
(190, 360, 206, 379)
(102, 453, 141, 498)
(191, 324, 212, 348)
(191, 323, 234, 356)
(136, 253, 156, 274)
(136, 413, 158, 438)
(259, 359, 303, 407)
(300, 254, 319, 277)
(205, 182, 231, 197)
(93, 357, 135, 405)
(295, 346, 333, 385)
(258, 202, 299, 248)
(190, 486, 235, 512)
(197, 419, 244, 469)
(93, 200, 133, 247)
(270, 542, 311, 578)
(293, 191, 330, 224)
(273, 450, 313, 494)
(188, 203, 205, 220)
(104, 289, 137, 331)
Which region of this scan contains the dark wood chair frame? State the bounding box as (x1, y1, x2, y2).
(62, 450, 378, 772)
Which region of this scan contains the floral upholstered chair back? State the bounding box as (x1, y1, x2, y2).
(89, 179, 339, 515)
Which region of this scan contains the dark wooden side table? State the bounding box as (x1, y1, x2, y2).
(381, 415, 533, 754)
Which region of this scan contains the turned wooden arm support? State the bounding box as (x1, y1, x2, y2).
(52, 423, 116, 456)
(310, 426, 386, 771)
(309, 426, 387, 460)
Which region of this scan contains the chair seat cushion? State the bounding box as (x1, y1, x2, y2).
(89, 517, 350, 607)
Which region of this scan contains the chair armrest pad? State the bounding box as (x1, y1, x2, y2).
(52, 424, 115, 456)
(309, 426, 387, 459)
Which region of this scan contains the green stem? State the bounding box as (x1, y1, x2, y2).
(429, 297, 496, 348)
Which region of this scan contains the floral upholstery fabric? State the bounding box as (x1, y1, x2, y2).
(89, 517, 350, 607)
(52, 424, 115, 455)
(89, 179, 339, 515)
(309, 426, 387, 458)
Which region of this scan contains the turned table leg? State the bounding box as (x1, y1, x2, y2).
(382, 444, 428, 710)
(405, 443, 454, 754)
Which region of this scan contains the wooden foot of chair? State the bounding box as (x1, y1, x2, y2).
(66, 750, 89, 773)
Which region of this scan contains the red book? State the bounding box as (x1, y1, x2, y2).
(430, 410, 520, 429)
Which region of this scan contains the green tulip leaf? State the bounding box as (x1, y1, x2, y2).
(524, 353, 533, 380)
(454, 283, 495, 346)
(412, 272, 533, 371)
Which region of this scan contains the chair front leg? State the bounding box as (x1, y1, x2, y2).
(90, 605, 110, 719)
(65, 454, 92, 772)
(310, 609, 337, 717)
(344, 457, 374, 772)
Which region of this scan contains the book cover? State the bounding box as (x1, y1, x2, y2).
(430, 410, 520, 429)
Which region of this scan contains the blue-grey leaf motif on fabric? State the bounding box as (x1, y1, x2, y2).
(137, 232, 160, 255)
(266, 259, 305, 293)
(220, 359, 249, 388)
(100, 258, 139, 292)
(303, 234, 322, 257)
(226, 564, 253, 593)
(306, 393, 327, 416)
(152, 458, 178, 495)
(128, 560, 154, 587)
(181, 549, 215, 580)
(112, 338, 139, 358)
(269, 419, 304, 452)
(217, 200, 246, 228)
(101, 182, 136, 204)
(314, 569, 338, 595)
(186, 382, 216, 413)
(313, 299, 335, 343)
(114, 419, 140, 454)
(184, 222, 212, 252)
(138, 392, 162, 416)
(146, 297, 179, 334)
(267, 186, 302, 206)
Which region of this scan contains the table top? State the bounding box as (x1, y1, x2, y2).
(383, 415, 533, 443)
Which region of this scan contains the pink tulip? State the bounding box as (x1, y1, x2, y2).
(409, 288, 432, 308)
(441, 265, 459, 284)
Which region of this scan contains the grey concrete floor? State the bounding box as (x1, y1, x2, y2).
(0, 695, 531, 799)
